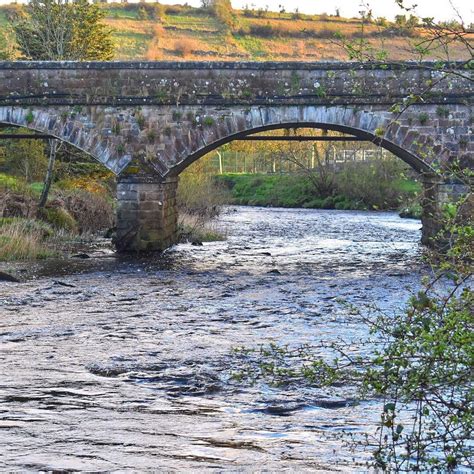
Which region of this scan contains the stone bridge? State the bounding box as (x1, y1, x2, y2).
(0, 61, 472, 250)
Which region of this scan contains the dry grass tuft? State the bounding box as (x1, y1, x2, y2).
(0, 219, 55, 261)
(173, 37, 201, 57)
(178, 212, 226, 243)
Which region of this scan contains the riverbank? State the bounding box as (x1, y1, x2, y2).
(0, 173, 115, 261)
(215, 172, 421, 214)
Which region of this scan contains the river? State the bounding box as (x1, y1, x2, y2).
(0, 206, 424, 471)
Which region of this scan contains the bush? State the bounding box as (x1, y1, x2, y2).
(177, 159, 229, 242)
(0, 173, 28, 192)
(321, 196, 335, 209)
(164, 4, 189, 15)
(209, 0, 235, 29)
(178, 212, 225, 243)
(55, 189, 114, 234)
(38, 205, 78, 233)
(302, 198, 324, 208)
(336, 159, 418, 210)
(399, 202, 422, 219)
(0, 188, 38, 219)
(173, 38, 198, 57)
(178, 168, 228, 218)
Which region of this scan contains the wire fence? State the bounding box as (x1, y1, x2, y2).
(203, 148, 391, 174)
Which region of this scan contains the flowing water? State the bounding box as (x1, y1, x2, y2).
(0, 207, 424, 471)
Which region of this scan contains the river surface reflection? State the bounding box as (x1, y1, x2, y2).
(0, 207, 424, 471)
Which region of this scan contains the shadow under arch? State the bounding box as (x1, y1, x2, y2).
(168, 122, 434, 178)
(0, 121, 121, 175)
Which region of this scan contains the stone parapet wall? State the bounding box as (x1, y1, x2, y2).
(0, 61, 471, 107)
(0, 61, 471, 176)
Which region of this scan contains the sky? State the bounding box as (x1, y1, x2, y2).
(0, 0, 472, 23)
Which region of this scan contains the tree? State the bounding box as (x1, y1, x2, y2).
(0, 134, 48, 183)
(209, 0, 235, 30)
(152, 3, 166, 22)
(38, 139, 58, 209)
(8, 0, 114, 207)
(11, 0, 114, 61)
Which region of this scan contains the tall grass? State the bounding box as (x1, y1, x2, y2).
(177, 161, 229, 242)
(0, 218, 55, 261)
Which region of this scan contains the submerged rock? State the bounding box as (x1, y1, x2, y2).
(71, 253, 91, 259)
(267, 269, 281, 275)
(0, 271, 21, 283)
(53, 280, 76, 288)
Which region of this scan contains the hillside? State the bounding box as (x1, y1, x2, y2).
(0, 2, 472, 61)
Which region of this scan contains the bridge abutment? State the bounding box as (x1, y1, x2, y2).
(421, 176, 472, 246)
(115, 176, 179, 252)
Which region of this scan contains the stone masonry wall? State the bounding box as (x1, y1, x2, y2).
(116, 176, 178, 252)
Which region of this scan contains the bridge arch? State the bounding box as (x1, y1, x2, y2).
(167, 120, 434, 177)
(0, 108, 131, 174)
(151, 103, 457, 179)
(0, 120, 115, 170)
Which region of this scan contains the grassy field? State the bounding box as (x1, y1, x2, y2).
(0, 9, 10, 53)
(0, 2, 471, 61)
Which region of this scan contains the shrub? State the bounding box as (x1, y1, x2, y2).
(173, 38, 198, 57)
(321, 196, 335, 209)
(137, 6, 148, 20)
(54, 189, 114, 234)
(177, 159, 229, 242)
(149, 2, 165, 20)
(0, 189, 38, 219)
(178, 212, 226, 243)
(210, 0, 235, 29)
(302, 198, 324, 208)
(38, 205, 78, 233)
(178, 168, 227, 219)
(247, 23, 275, 37)
(164, 4, 188, 15)
(335, 158, 417, 210)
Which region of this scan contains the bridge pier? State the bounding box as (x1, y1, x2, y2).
(421, 176, 471, 247)
(115, 175, 179, 252)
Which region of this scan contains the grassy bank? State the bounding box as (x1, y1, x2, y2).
(216, 171, 421, 213)
(0, 173, 114, 261)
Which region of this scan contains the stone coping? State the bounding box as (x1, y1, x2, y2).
(0, 60, 470, 71)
